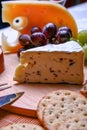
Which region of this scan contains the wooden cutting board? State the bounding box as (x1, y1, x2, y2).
(0, 53, 87, 117)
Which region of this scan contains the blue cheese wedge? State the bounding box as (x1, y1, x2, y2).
(13, 41, 84, 84)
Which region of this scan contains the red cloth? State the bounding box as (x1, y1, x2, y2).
(0, 109, 41, 128)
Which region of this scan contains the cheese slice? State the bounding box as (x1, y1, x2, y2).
(13, 41, 84, 84)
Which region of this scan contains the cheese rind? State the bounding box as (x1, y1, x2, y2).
(13, 41, 84, 84)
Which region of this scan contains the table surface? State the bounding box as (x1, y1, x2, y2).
(0, 2, 87, 128)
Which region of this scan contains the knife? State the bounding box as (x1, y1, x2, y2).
(0, 92, 24, 107)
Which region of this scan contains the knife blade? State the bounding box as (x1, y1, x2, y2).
(0, 92, 24, 107)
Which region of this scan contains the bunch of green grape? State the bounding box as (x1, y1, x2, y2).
(77, 30, 87, 62)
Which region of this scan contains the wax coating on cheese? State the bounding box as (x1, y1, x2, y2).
(2, 1, 78, 38)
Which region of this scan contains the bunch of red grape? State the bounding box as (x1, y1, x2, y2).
(17, 22, 72, 57)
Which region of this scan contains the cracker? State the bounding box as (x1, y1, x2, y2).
(42, 90, 87, 130)
(58, 116, 87, 130)
(37, 91, 54, 122)
(37, 90, 62, 123)
(0, 123, 45, 130)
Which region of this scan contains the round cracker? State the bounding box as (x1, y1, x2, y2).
(58, 116, 87, 130)
(37, 92, 56, 122)
(37, 90, 62, 123)
(0, 123, 45, 130)
(42, 90, 87, 130)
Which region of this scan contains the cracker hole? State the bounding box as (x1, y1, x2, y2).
(66, 124, 70, 128)
(61, 105, 64, 108)
(65, 92, 71, 96)
(42, 103, 46, 107)
(84, 113, 87, 116)
(81, 124, 86, 127)
(10, 126, 14, 129)
(70, 110, 74, 113)
(80, 108, 83, 112)
(56, 114, 59, 119)
(49, 119, 54, 124)
(61, 97, 65, 101)
(56, 92, 60, 95)
(49, 110, 53, 115)
(83, 101, 87, 105)
(60, 111, 63, 114)
(73, 97, 76, 101)
(47, 96, 51, 99)
(76, 104, 79, 107)
(22, 125, 26, 128)
(75, 119, 79, 123)
(53, 103, 56, 107)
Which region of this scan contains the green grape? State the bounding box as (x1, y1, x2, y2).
(70, 37, 76, 41)
(83, 43, 87, 61)
(77, 40, 84, 47)
(77, 30, 87, 46)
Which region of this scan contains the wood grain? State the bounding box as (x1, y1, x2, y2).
(0, 54, 87, 117)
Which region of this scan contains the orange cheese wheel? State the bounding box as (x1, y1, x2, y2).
(2, 1, 78, 38)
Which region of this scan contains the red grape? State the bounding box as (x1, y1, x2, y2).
(31, 32, 47, 46)
(19, 34, 31, 46)
(43, 23, 57, 40)
(58, 26, 72, 37)
(56, 29, 71, 43)
(31, 26, 42, 34)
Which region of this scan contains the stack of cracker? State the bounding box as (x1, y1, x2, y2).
(37, 90, 87, 130)
(1, 89, 87, 130)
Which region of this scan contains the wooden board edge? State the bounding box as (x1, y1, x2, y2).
(1, 105, 37, 118)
